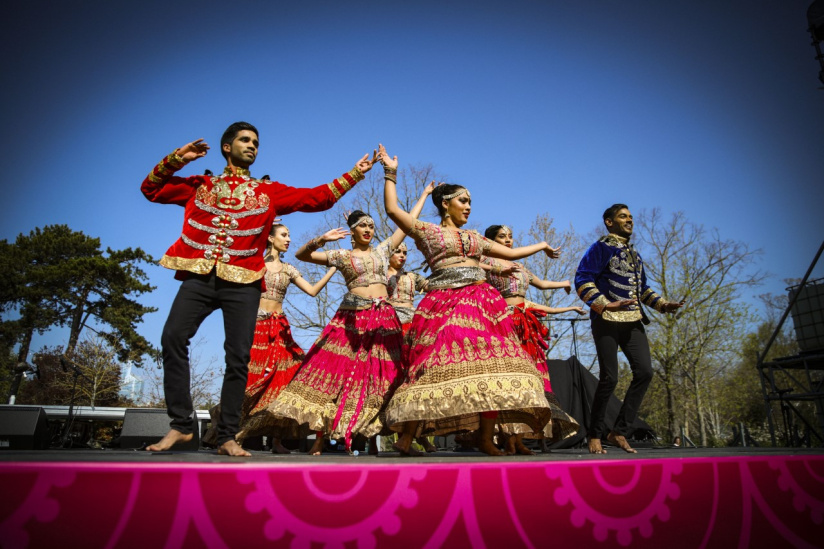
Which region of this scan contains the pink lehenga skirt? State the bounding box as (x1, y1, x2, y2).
(384, 281, 551, 436)
(265, 294, 404, 451)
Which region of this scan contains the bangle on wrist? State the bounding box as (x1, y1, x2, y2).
(169, 152, 186, 168)
(307, 236, 325, 251)
(384, 166, 397, 175)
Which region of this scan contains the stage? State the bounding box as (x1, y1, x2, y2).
(1, 447, 822, 548)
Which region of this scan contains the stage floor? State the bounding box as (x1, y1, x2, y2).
(1, 447, 822, 548)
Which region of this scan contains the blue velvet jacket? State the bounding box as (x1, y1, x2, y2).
(574, 234, 664, 322)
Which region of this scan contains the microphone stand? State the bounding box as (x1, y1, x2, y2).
(545, 317, 589, 359)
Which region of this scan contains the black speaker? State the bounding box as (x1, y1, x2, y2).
(119, 408, 200, 450)
(0, 406, 51, 450)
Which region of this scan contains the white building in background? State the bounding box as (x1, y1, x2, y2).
(120, 362, 144, 404)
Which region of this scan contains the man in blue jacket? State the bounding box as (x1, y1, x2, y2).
(575, 204, 684, 454)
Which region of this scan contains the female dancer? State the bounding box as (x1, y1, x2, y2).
(386, 241, 438, 453)
(379, 144, 561, 456)
(386, 242, 427, 334)
(266, 183, 434, 454)
(482, 224, 585, 454)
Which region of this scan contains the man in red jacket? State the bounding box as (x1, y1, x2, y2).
(141, 121, 374, 455)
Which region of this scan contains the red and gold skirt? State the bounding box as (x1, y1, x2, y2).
(505, 303, 579, 442)
(235, 312, 304, 441)
(384, 282, 550, 436)
(265, 296, 404, 450)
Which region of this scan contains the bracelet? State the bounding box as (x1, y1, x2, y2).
(491, 263, 503, 275)
(384, 174, 397, 184)
(169, 152, 186, 168)
(384, 166, 397, 175)
(306, 236, 325, 251)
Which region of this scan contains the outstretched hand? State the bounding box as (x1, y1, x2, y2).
(573, 306, 587, 316)
(544, 244, 562, 259)
(605, 299, 637, 311)
(423, 180, 438, 195)
(378, 144, 398, 170)
(322, 227, 351, 243)
(662, 299, 687, 314)
(561, 280, 572, 294)
(499, 263, 521, 277)
(356, 150, 378, 174)
(175, 139, 209, 163)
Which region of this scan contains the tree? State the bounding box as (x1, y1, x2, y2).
(520, 214, 594, 363)
(1, 225, 159, 403)
(18, 336, 128, 407)
(635, 209, 764, 444)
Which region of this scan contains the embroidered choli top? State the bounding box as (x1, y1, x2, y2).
(407, 220, 494, 271)
(481, 257, 534, 298)
(388, 270, 427, 304)
(574, 233, 664, 322)
(141, 153, 362, 284)
(260, 262, 301, 303)
(326, 239, 393, 290)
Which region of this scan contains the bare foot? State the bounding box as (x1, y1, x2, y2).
(217, 439, 251, 457)
(145, 429, 193, 452)
(513, 436, 534, 456)
(606, 432, 638, 454)
(478, 438, 506, 456)
(588, 438, 607, 454)
(308, 437, 324, 456)
(416, 437, 437, 453)
(271, 438, 291, 454)
(503, 435, 517, 455)
(392, 437, 423, 457)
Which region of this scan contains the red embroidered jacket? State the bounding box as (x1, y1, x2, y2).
(141, 152, 363, 284)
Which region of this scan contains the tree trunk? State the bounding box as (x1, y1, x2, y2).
(67, 291, 90, 353)
(7, 329, 35, 404)
(663, 368, 676, 441)
(694, 374, 708, 446)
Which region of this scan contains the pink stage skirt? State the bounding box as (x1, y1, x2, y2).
(265, 296, 404, 450)
(384, 282, 550, 436)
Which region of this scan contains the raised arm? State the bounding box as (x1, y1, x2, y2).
(388, 180, 436, 249)
(140, 139, 210, 204)
(294, 228, 350, 266)
(292, 267, 337, 297)
(380, 144, 419, 233)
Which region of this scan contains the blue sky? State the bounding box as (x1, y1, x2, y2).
(2, 1, 822, 368)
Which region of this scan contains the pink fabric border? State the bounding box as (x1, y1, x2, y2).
(1, 454, 822, 548)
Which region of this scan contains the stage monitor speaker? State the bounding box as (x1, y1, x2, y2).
(789, 279, 824, 354)
(0, 406, 51, 450)
(120, 408, 200, 450)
